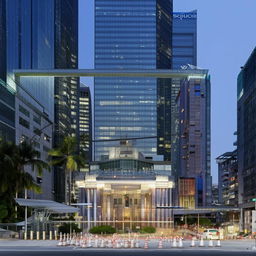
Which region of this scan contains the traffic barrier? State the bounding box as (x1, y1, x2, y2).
(62, 234, 67, 246)
(81, 238, 87, 248)
(57, 237, 63, 246)
(178, 237, 183, 248)
(135, 239, 140, 248)
(130, 239, 134, 248)
(158, 239, 163, 249)
(116, 240, 121, 248)
(144, 239, 149, 249)
(100, 239, 105, 248)
(124, 240, 129, 248)
(190, 237, 196, 247)
(208, 239, 213, 247)
(216, 240, 221, 247)
(87, 238, 92, 248)
(172, 237, 177, 248)
(107, 239, 112, 248)
(199, 237, 204, 247)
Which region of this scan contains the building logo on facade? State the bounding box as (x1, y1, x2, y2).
(173, 12, 197, 20)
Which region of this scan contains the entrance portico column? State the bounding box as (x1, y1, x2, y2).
(107, 194, 111, 221)
(141, 194, 145, 222)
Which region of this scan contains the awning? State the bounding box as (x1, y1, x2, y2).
(15, 198, 79, 214)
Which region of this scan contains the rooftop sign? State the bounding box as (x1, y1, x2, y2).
(173, 12, 197, 20)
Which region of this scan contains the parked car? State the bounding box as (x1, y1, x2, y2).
(202, 229, 220, 240)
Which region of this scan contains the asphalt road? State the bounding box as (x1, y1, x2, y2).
(0, 249, 255, 256)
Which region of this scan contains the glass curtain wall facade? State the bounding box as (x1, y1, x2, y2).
(4, 0, 79, 202)
(94, 0, 172, 161)
(0, 0, 15, 142)
(178, 75, 211, 206)
(171, 10, 197, 173)
(172, 10, 197, 69)
(237, 49, 256, 231)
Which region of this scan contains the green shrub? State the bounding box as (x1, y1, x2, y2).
(58, 223, 82, 234)
(89, 225, 116, 234)
(140, 226, 156, 234)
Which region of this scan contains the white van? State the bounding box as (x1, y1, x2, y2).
(202, 229, 219, 240)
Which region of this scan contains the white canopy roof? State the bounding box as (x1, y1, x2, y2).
(15, 198, 79, 214)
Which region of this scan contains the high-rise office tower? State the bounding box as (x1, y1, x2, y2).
(0, 0, 15, 142)
(3, 0, 79, 202)
(172, 10, 197, 69)
(178, 73, 211, 207)
(237, 48, 256, 232)
(171, 10, 197, 176)
(94, 0, 172, 161)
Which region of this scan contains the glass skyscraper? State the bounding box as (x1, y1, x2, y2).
(3, 0, 79, 202)
(172, 10, 197, 69)
(0, 0, 15, 142)
(237, 48, 256, 231)
(94, 0, 172, 160)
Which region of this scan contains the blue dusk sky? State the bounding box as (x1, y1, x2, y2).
(79, 0, 256, 183)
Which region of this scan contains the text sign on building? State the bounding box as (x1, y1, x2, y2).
(252, 210, 256, 233)
(173, 12, 197, 20)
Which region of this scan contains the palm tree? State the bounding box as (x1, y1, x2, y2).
(48, 136, 86, 205)
(0, 139, 49, 222)
(15, 140, 50, 194)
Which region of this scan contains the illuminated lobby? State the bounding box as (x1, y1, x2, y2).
(76, 141, 174, 230)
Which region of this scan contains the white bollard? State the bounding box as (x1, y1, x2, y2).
(208, 239, 213, 247)
(216, 240, 221, 247)
(57, 237, 63, 246)
(49, 231, 53, 240)
(36, 231, 40, 240)
(190, 237, 196, 247)
(30, 231, 34, 240)
(24, 232, 27, 240)
(172, 237, 177, 248)
(199, 237, 205, 247)
(43, 231, 46, 240)
(178, 237, 183, 248)
(94, 238, 99, 248)
(158, 239, 163, 249)
(63, 234, 67, 246)
(54, 230, 58, 240)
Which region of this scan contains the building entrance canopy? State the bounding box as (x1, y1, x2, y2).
(15, 198, 79, 214)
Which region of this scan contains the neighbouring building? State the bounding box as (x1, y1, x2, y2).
(2, 0, 79, 202)
(79, 85, 92, 169)
(94, 0, 173, 161)
(178, 72, 212, 207)
(15, 85, 53, 200)
(172, 10, 197, 69)
(171, 10, 198, 190)
(76, 141, 174, 231)
(237, 47, 256, 232)
(216, 150, 238, 206)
